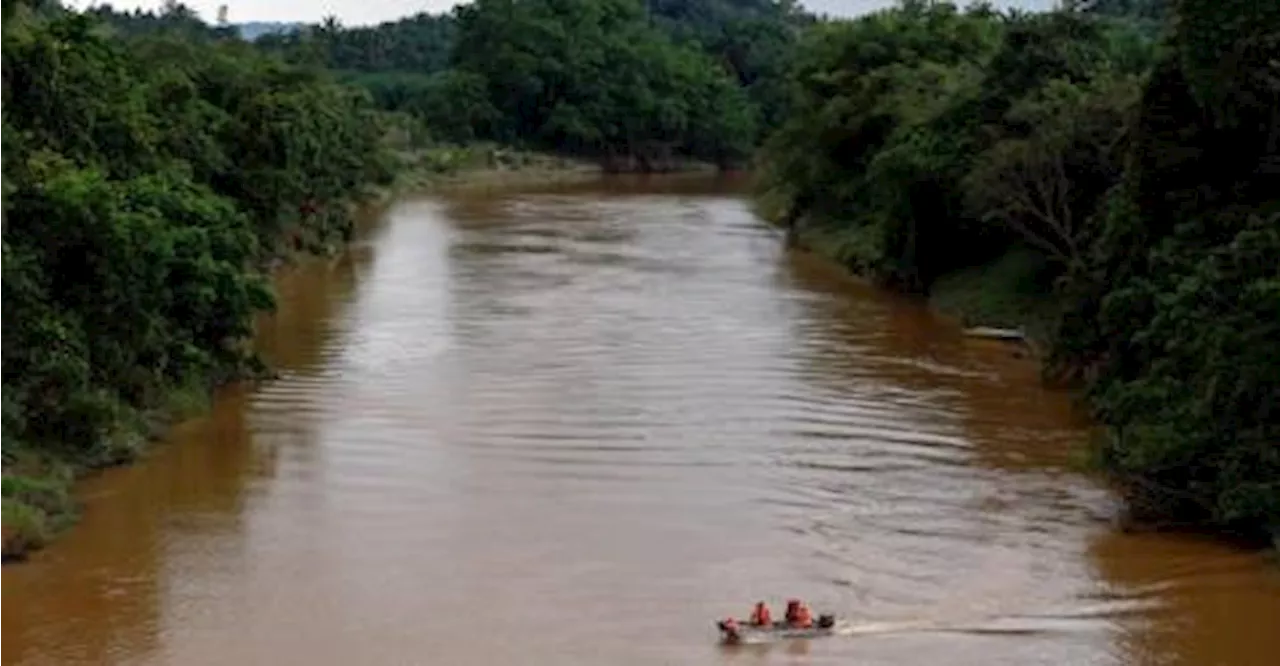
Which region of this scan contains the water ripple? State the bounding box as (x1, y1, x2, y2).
(13, 179, 1224, 666)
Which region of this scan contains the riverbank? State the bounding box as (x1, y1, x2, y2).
(394, 144, 606, 193)
(14, 172, 1280, 666)
(924, 249, 1058, 355)
(765, 201, 1054, 351)
(387, 143, 726, 195)
(762, 205, 1280, 554)
(748, 1, 1279, 551)
(0, 147, 602, 563)
(2, 382, 223, 562)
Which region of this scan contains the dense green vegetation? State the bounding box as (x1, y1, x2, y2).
(0, 0, 810, 558)
(1, 0, 396, 557)
(256, 0, 808, 164)
(755, 0, 1279, 545)
(4, 0, 1274, 559)
(83, 1, 238, 39)
(255, 13, 456, 75)
(646, 0, 813, 139)
(450, 0, 757, 168)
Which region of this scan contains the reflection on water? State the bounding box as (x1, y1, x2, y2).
(4, 174, 1279, 666)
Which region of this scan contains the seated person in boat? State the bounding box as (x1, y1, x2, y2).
(784, 599, 813, 628)
(749, 601, 772, 626)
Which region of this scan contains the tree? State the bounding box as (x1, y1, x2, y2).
(451, 0, 757, 168)
(1, 3, 394, 513)
(963, 73, 1140, 268)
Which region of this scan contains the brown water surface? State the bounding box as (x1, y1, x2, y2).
(5, 174, 1279, 666)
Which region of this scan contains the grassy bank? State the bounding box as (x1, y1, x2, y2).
(2, 289, 280, 560)
(2, 461, 77, 560)
(2, 380, 217, 561)
(926, 248, 1060, 348)
(393, 143, 605, 193)
(773, 214, 1055, 346)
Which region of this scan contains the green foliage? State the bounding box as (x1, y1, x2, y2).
(344, 69, 499, 144)
(86, 2, 238, 41)
(2, 498, 54, 559)
(1049, 0, 1280, 538)
(962, 71, 1141, 268)
(1087, 212, 1280, 533)
(755, 0, 1007, 289)
(648, 1, 813, 137)
(929, 246, 1060, 340)
(450, 0, 758, 168)
(258, 0, 798, 169)
(756, 3, 1147, 291)
(756, 0, 1278, 542)
(1, 460, 76, 560)
(255, 12, 456, 75)
(1, 0, 394, 556)
(1, 474, 75, 522)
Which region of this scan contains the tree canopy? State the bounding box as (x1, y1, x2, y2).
(3, 0, 1276, 554)
(2, 0, 395, 509)
(754, 0, 1278, 542)
(250, 0, 807, 160)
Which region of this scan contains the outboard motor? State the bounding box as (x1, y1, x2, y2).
(817, 614, 836, 629)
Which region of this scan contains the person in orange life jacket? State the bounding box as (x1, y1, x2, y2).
(784, 599, 813, 628)
(784, 599, 800, 624)
(749, 601, 772, 626)
(793, 602, 813, 628)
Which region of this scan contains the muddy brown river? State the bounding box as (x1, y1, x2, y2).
(4, 175, 1279, 666)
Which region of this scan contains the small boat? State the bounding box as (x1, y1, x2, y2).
(962, 326, 1026, 341)
(717, 615, 837, 644)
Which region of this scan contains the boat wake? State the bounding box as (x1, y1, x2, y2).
(831, 606, 1157, 641)
(834, 618, 1053, 638)
(833, 619, 940, 637)
(748, 603, 1160, 644)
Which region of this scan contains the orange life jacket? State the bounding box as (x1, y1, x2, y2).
(750, 604, 772, 626)
(793, 605, 813, 628)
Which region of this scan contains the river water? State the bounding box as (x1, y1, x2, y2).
(4, 175, 1278, 666)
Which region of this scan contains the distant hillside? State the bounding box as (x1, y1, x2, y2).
(234, 20, 302, 41)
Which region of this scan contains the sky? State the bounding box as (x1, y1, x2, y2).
(70, 1, 1058, 27)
